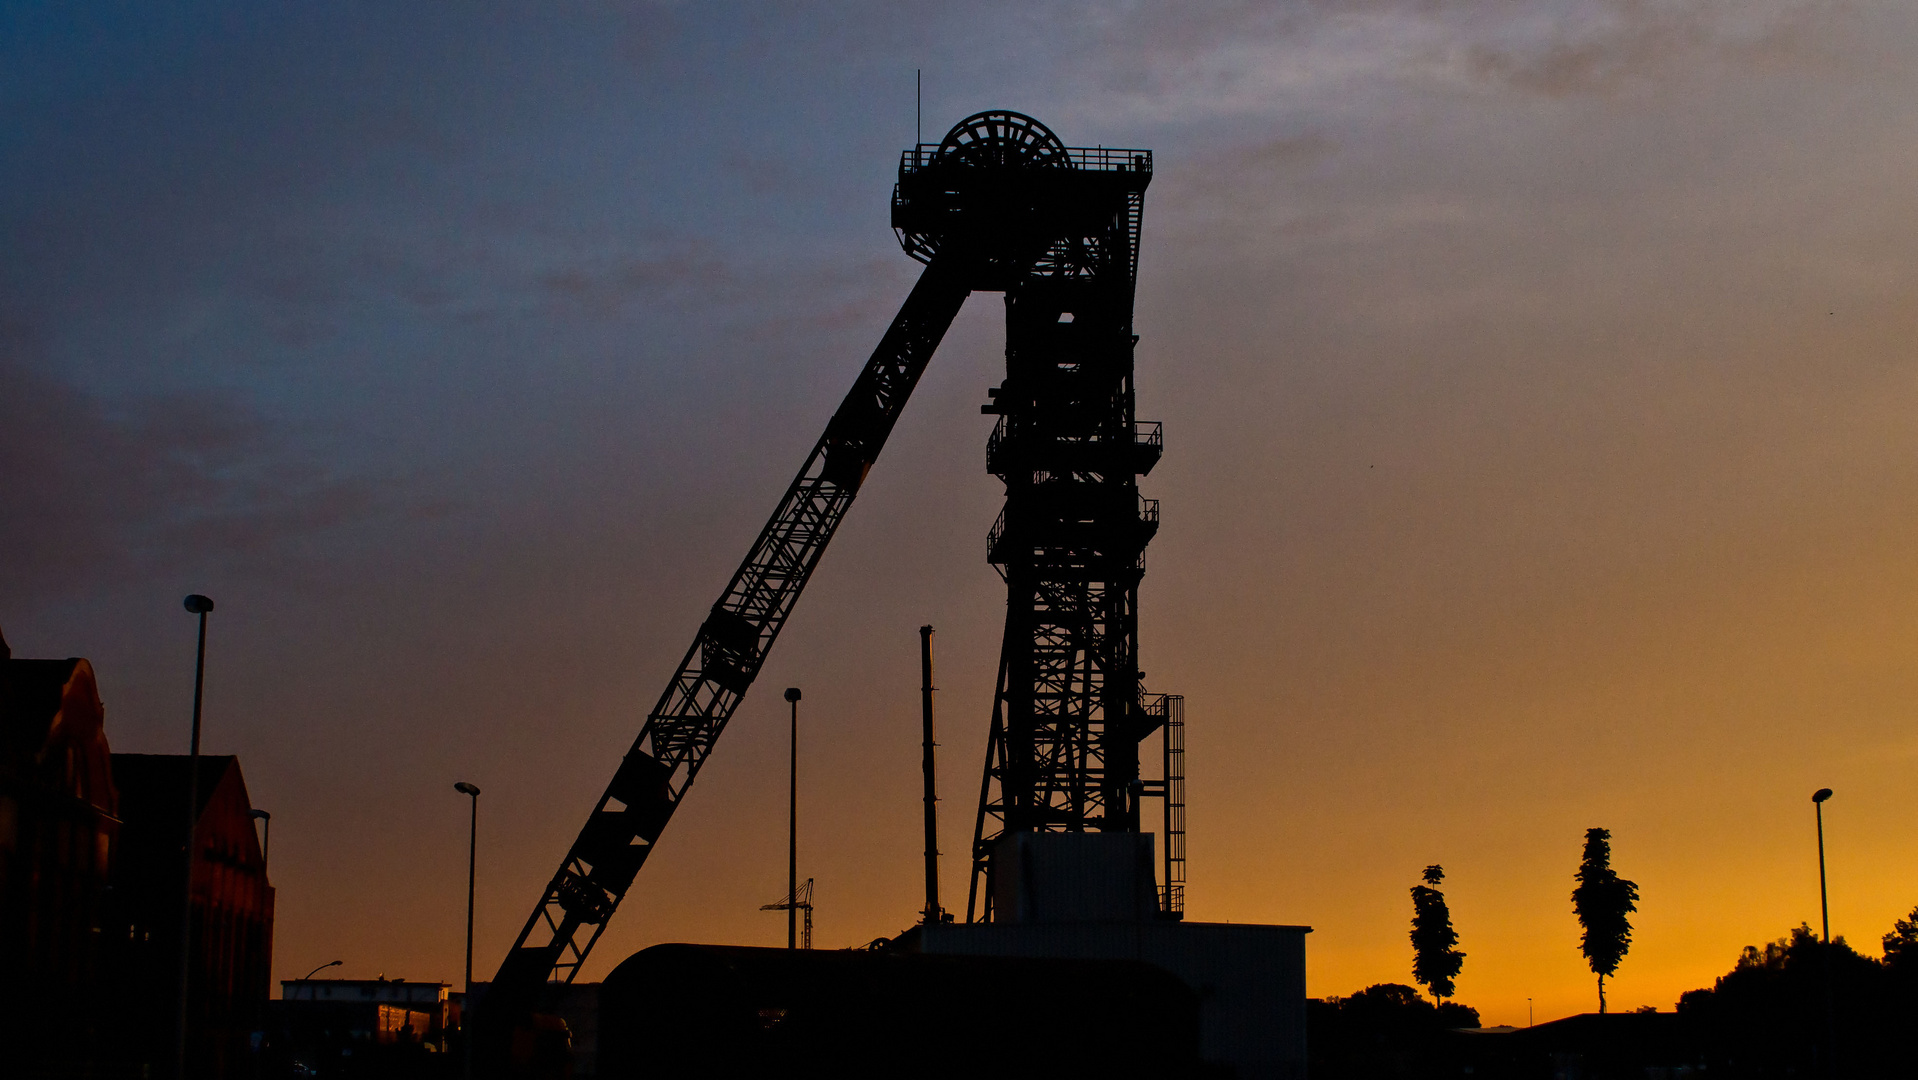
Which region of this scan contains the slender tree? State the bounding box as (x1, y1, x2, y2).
(1410, 864, 1465, 1004)
(1572, 827, 1639, 1013)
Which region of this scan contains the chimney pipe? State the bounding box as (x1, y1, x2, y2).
(920, 625, 943, 924)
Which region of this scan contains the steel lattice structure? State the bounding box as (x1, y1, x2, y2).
(485, 265, 970, 1023)
(483, 111, 1167, 1048)
(938, 123, 1175, 921)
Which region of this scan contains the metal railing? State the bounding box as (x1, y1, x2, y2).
(900, 145, 1153, 175)
(987, 497, 1157, 565)
(986, 417, 1162, 471)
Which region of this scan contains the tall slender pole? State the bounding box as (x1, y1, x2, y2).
(919, 626, 942, 924)
(177, 594, 214, 1080)
(784, 688, 801, 950)
(466, 796, 478, 989)
(1811, 787, 1835, 1078)
(1814, 797, 1830, 943)
(454, 781, 481, 1080)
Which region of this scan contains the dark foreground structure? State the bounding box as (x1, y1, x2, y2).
(917, 832, 1309, 1079)
(266, 976, 453, 1077)
(1, 644, 119, 1076)
(487, 109, 1174, 1002)
(1, 631, 273, 1080)
(108, 753, 276, 1079)
(596, 944, 1199, 1080)
(465, 109, 1309, 1080)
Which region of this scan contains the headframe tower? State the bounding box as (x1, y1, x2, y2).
(482, 113, 1174, 1064)
(892, 114, 1177, 920)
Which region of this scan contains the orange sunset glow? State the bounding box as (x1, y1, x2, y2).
(6, 1, 1917, 1051)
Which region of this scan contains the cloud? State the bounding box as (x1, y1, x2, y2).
(956, 0, 1850, 130)
(1459, 0, 1839, 98)
(0, 321, 377, 610)
(537, 239, 742, 318)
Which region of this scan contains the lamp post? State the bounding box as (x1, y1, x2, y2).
(454, 783, 481, 992)
(176, 593, 214, 1080)
(455, 781, 481, 1080)
(1811, 787, 1836, 1079)
(251, 809, 271, 869)
(1811, 788, 1833, 942)
(783, 687, 801, 951)
(301, 959, 343, 983)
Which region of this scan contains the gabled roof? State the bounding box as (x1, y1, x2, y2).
(1, 655, 82, 761)
(2, 643, 116, 814)
(112, 753, 238, 826)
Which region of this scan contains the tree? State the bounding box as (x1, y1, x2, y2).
(1677, 920, 1913, 1077)
(1572, 827, 1639, 1013)
(1409, 864, 1464, 1004)
(1308, 984, 1481, 1079)
(1882, 905, 1918, 973)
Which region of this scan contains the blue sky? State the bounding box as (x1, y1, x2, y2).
(7, 1, 1918, 1021)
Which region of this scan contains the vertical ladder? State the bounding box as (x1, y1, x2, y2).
(1160, 694, 1185, 918)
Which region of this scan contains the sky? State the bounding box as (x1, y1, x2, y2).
(5, 0, 1917, 1026)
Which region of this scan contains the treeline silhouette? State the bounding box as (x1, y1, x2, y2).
(1309, 984, 1480, 1078)
(1309, 905, 1918, 1079)
(1677, 913, 1918, 1077)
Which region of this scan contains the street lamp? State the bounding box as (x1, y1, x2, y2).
(454, 783, 481, 992)
(454, 782, 481, 1080)
(1812, 788, 1833, 942)
(250, 809, 271, 869)
(177, 593, 214, 1080)
(783, 687, 801, 951)
(302, 959, 343, 983)
(1811, 787, 1836, 1078)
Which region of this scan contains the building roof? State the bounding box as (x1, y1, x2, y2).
(107, 753, 267, 895)
(1, 642, 116, 815)
(111, 753, 238, 827)
(1, 656, 82, 762)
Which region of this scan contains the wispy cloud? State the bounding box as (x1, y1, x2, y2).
(0, 323, 377, 609)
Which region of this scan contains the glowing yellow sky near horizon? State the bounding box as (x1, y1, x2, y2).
(7, 3, 1918, 1030)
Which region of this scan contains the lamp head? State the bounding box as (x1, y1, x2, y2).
(250, 809, 270, 821)
(183, 594, 215, 614)
(455, 782, 481, 797)
(1812, 788, 1833, 804)
(784, 687, 802, 703)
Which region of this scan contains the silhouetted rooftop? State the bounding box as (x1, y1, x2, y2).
(112, 753, 239, 832)
(0, 655, 82, 761)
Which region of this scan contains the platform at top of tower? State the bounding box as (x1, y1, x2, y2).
(891, 110, 1152, 284)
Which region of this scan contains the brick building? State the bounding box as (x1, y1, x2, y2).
(0, 628, 274, 1079)
(0, 634, 121, 1077)
(107, 753, 276, 1079)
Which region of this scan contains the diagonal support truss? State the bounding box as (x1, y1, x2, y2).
(486, 263, 968, 1008)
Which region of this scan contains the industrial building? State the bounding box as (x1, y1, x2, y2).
(597, 945, 1200, 1079)
(463, 110, 1311, 1080)
(914, 833, 1308, 1078)
(0, 630, 274, 1079)
(104, 753, 275, 1079)
(270, 976, 453, 1073)
(0, 636, 120, 1077)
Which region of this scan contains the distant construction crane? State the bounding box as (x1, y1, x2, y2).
(760, 878, 814, 951)
(479, 111, 1178, 1057)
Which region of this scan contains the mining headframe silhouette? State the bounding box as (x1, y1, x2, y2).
(477, 110, 1308, 1080)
